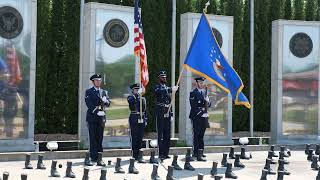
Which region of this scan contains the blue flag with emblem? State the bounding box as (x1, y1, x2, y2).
(183, 13, 251, 108)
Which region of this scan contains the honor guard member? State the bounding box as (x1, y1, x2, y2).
(189, 77, 211, 161)
(127, 83, 147, 163)
(85, 74, 110, 166)
(153, 70, 178, 160)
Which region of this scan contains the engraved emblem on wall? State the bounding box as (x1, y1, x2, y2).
(0, 6, 23, 39)
(103, 19, 129, 48)
(289, 32, 313, 58)
(212, 27, 223, 48)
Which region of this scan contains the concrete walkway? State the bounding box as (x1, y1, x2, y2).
(0, 150, 316, 179)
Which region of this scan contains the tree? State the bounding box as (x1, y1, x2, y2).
(208, 0, 218, 14)
(218, 0, 225, 15)
(35, 0, 290, 134)
(35, 0, 52, 133)
(317, 0, 320, 20)
(63, 0, 81, 134)
(233, 0, 250, 131)
(254, 0, 271, 131)
(140, 0, 172, 132)
(175, 0, 194, 131)
(187, 0, 194, 12)
(229, 0, 244, 74)
(224, 0, 234, 16)
(270, 0, 283, 21)
(284, 0, 292, 19)
(43, 0, 67, 133)
(293, 0, 304, 20)
(196, 0, 208, 13)
(225, 0, 250, 132)
(121, 0, 134, 6)
(305, 0, 316, 21)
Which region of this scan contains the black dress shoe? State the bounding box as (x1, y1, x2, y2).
(84, 159, 94, 166)
(189, 155, 196, 161)
(165, 155, 171, 159)
(97, 153, 106, 166)
(137, 150, 147, 163)
(184, 162, 195, 171)
(197, 156, 207, 162)
(97, 160, 106, 166)
(138, 158, 147, 163)
(84, 152, 94, 166)
(159, 156, 165, 161)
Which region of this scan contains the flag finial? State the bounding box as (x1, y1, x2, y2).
(203, 1, 210, 13)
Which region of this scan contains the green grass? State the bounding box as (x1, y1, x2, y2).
(283, 108, 317, 123)
(107, 108, 130, 120)
(208, 113, 225, 123)
(175, 140, 187, 147)
(282, 107, 318, 134)
(107, 109, 226, 122)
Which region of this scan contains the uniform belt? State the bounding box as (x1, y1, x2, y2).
(156, 103, 170, 107)
(196, 107, 206, 111)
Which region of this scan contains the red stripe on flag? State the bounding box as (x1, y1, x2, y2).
(134, 13, 148, 90)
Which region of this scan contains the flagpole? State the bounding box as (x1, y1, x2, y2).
(249, 0, 254, 137)
(134, 1, 143, 123)
(167, 1, 209, 116)
(170, 0, 177, 139)
(175, 67, 185, 87)
(166, 67, 185, 115)
(79, 0, 85, 140)
(138, 55, 143, 123)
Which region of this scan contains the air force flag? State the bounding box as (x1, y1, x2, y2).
(183, 13, 251, 108)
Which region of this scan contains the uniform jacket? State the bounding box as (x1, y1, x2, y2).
(153, 83, 172, 116)
(127, 93, 147, 124)
(85, 87, 110, 123)
(189, 88, 211, 120)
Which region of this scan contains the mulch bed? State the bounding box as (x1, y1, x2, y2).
(35, 134, 78, 141)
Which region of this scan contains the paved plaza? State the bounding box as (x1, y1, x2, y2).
(0, 150, 317, 179)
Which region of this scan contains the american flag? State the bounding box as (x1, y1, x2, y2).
(6, 45, 21, 87)
(134, 0, 149, 90)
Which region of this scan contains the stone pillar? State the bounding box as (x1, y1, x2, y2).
(79, 3, 135, 148)
(179, 13, 233, 146)
(0, 0, 36, 152)
(271, 20, 320, 144)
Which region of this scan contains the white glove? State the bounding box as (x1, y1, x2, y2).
(172, 86, 179, 91)
(97, 111, 105, 116)
(102, 96, 108, 103)
(138, 88, 143, 94)
(201, 113, 209, 118)
(205, 96, 210, 102)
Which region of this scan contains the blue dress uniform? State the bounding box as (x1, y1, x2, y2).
(154, 71, 173, 159)
(189, 77, 211, 160)
(127, 83, 147, 160)
(85, 74, 110, 161)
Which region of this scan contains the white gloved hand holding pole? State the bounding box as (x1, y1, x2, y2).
(172, 86, 179, 92)
(97, 111, 105, 116)
(102, 96, 109, 103)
